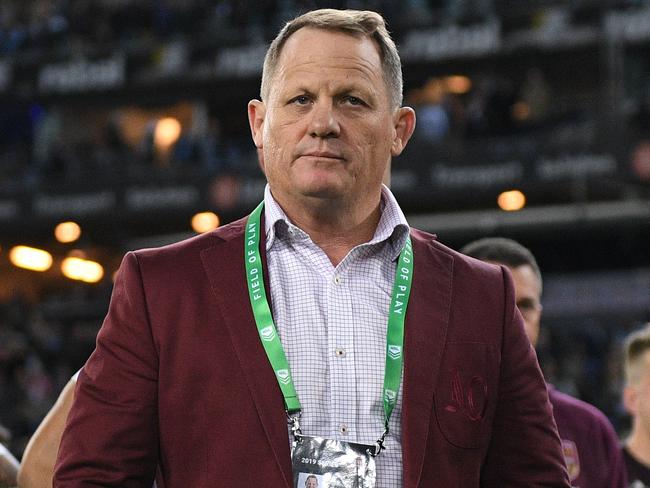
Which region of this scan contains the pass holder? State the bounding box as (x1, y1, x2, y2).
(289, 413, 382, 487)
(291, 432, 377, 488)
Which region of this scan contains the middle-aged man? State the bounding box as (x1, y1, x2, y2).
(54, 9, 569, 487)
(622, 323, 650, 487)
(462, 237, 628, 488)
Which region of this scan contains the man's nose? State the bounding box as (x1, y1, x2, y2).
(308, 100, 340, 138)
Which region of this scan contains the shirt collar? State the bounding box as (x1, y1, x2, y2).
(263, 184, 409, 259)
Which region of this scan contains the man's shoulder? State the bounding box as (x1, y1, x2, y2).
(132, 216, 247, 263)
(548, 386, 617, 433)
(410, 227, 506, 282)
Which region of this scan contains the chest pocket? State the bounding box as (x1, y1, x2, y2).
(433, 342, 498, 449)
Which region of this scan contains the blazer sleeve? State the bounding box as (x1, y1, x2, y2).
(54, 252, 159, 488)
(481, 266, 571, 487)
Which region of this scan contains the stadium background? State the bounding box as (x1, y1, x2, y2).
(0, 0, 649, 459)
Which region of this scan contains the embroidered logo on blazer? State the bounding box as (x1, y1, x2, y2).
(444, 369, 488, 422)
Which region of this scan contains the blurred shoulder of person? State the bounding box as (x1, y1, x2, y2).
(0, 425, 19, 488)
(18, 374, 76, 488)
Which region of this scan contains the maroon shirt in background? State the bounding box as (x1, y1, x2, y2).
(548, 385, 628, 488)
(623, 446, 650, 487)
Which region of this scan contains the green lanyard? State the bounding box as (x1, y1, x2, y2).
(244, 201, 413, 431)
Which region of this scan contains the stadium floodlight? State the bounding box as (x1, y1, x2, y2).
(497, 190, 526, 212)
(9, 246, 53, 272)
(55, 221, 82, 243)
(445, 75, 472, 94)
(61, 257, 104, 283)
(191, 211, 220, 233)
(154, 117, 182, 150)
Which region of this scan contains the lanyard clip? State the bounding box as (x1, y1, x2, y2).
(368, 425, 389, 457)
(287, 411, 303, 441)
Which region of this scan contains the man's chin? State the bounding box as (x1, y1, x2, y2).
(299, 184, 347, 201)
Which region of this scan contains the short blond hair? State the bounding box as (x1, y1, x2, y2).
(624, 323, 650, 385)
(261, 9, 403, 108)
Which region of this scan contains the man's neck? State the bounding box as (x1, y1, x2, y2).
(274, 192, 382, 267)
(627, 425, 650, 467)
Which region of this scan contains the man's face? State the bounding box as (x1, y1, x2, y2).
(509, 264, 543, 347)
(625, 351, 650, 435)
(306, 477, 318, 488)
(248, 28, 414, 212)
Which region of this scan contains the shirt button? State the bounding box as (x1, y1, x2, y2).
(339, 424, 349, 435)
(334, 275, 342, 285)
(335, 347, 346, 358)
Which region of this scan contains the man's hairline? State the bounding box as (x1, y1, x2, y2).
(627, 349, 650, 386)
(261, 25, 400, 110)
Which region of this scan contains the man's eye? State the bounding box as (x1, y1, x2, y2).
(291, 96, 310, 105)
(344, 96, 364, 106)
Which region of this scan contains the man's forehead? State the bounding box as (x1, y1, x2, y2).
(511, 264, 541, 285)
(627, 352, 650, 388)
(640, 350, 650, 369)
(278, 27, 382, 71)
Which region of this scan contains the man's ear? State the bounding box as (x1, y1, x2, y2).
(390, 106, 416, 157)
(248, 99, 266, 149)
(624, 385, 638, 415)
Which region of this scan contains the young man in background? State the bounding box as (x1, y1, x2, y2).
(462, 237, 627, 488)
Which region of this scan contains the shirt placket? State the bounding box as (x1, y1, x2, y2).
(327, 256, 358, 442)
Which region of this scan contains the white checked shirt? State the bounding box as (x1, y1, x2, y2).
(264, 184, 410, 487)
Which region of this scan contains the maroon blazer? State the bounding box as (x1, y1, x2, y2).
(54, 217, 569, 487)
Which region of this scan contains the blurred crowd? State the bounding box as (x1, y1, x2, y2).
(0, 0, 493, 58)
(2, 0, 649, 58)
(0, 103, 255, 193)
(0, 287, 111, 456)
(0, 67, 598, 194)
(2, 0, 649, 193)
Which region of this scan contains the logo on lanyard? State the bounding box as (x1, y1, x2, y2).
(384, 389, 397, 405)
(387, 345, 402, 360)
(260, 325, 276, 342)
(276, 369, 291, 385)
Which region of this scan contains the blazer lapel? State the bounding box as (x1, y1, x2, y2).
(402, 231, 454, 488)
(200, 217, 293, 487)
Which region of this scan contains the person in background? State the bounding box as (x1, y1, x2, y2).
(17, 377, 76, 488)
(54, 9, 568, 487)
(0, 424, 19, 488)
(622, 323, 650, 487)
(461, 237, 628, 488)
(17, 371, 160, 488)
